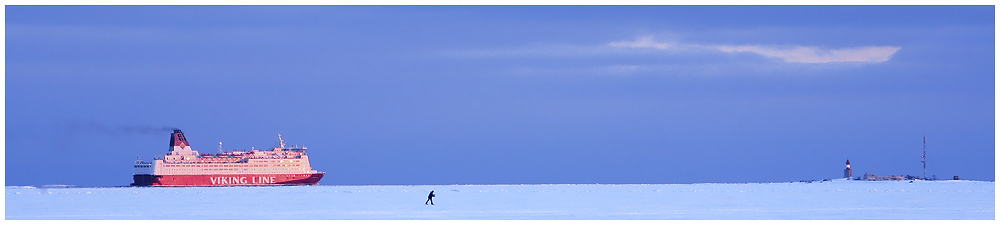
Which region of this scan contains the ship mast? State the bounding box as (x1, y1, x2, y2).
(278, 132, 286, 149)
(922, 136, 927, 180)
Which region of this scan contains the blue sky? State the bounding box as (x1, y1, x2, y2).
(4, 6, 994, 186)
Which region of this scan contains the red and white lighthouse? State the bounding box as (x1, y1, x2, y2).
(843, 160, 853, 179)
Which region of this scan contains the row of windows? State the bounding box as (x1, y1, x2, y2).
(179, 159, 301, 163)
(163, 164, 302, 167)
(163, 168, 305, 171)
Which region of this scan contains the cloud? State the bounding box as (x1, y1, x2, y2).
(444, 45, 608, 58)
(446, 35, 901, 68)
(608, 36, 673, 49)
(606, 36, 901, 63)
(714, 45, 902, 63)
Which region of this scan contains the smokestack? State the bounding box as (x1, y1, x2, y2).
(169, 129, 192, 152)
(844, 160, 852, 179)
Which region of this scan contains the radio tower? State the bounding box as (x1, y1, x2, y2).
(921, 136, 927, 180)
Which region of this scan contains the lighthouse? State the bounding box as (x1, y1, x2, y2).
(843, 160, 853, 179)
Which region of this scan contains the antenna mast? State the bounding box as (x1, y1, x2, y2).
(922, 136, 927, 180)
(278, 132, 286, 149)
(219, 142, 223, 153)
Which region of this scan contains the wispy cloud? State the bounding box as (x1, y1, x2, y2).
(607, 36, 901, 63)
(443, 35, 902, 76)
(714, 45, 902, 63)
(608, 36, 673, 49)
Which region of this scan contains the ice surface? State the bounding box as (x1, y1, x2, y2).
(5, 180, 994, 219)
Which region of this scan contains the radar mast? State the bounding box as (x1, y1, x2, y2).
(278, 133, 286, 149)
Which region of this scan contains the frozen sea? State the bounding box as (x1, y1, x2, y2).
(5, 179, 994, 220)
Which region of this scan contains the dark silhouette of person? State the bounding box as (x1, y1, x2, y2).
(425, 191, 435, 205)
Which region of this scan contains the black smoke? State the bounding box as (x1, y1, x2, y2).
(53, 120, 177, 136)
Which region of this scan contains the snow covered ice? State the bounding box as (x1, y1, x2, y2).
(5, 179, 994, 219)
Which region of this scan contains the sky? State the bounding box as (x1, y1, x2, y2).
(4, 5, 995, 187)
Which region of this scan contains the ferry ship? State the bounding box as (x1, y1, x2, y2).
(132, 129, 324, 186)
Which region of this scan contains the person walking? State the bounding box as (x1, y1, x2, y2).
(425, 191, 435, 205)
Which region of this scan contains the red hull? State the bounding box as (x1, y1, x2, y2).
(133, 173, 324, 186)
